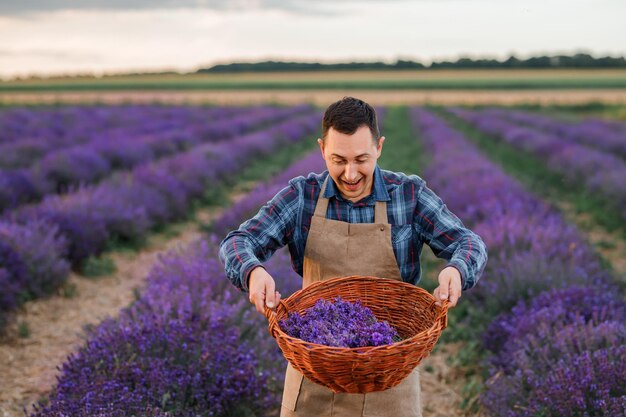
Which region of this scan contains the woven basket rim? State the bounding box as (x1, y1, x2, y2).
(268, 275, 448, 353)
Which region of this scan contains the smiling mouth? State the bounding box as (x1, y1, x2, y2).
(342, 178, 362, 189)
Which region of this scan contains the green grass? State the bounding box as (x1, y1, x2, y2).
(60, 282, 78, 299)
(104, 235, 147, 254)
(18, 321, 30, 338)
(81, 256, 117, 278)
(152, 222, 187, 239)
(435, 107, 626, 241)
(510, 102, 626, 120)
(377, 106, 428, 173)
(3, 71, 626, 91)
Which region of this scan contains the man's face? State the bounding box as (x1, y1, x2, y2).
(318, 125, 385, 203)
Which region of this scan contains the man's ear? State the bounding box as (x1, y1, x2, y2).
(317, 138, 325, 156)
(376, 136, 385, 157)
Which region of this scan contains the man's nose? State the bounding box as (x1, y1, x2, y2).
(344, 163, 358, 181)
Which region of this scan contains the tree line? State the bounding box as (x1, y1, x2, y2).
(198, 53, 626, 73)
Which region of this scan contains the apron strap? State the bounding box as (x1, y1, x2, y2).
(313, 176, 331, 218)
(374, 200, 388, 224)
(314, 175, 390, 224)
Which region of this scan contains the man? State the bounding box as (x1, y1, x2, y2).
(219, 97, 487, 417)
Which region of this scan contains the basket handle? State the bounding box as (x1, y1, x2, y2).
(263, 299, 286, 321)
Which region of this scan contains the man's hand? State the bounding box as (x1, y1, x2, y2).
(433, 266, 462, 308)
(248, 266, 281, 314)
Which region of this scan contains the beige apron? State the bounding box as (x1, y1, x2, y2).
(280, 176, 422, 417)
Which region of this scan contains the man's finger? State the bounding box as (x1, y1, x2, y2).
(433, 286, 442, 306)
(438, 275, 451, 301)
(273, 291, 281, 309)
(253, 292, 265, 313)
(265, 279, 276, 308)
(449, 292, 459, 307)
(439, 284, 449, 302)
(445, 278, 462, 308)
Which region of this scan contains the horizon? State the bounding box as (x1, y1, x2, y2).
(5, 52, 626, 82)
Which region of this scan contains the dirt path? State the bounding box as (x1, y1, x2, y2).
(420, 343, 472, 417)
(2, 89, 626, 106)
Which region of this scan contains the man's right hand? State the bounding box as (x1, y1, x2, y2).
(248, 266, 281, 314)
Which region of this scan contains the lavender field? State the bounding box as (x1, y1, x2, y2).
(0, 104, 320, 330)
(411, 108, 625, 415)
(0, 104, 624, 416)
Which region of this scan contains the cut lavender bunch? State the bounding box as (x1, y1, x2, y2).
(279, 296, 400, 348)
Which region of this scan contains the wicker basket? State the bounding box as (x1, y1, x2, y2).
(265, 275, 448, 393)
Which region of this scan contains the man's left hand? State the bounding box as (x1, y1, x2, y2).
(433, 266, 462, 308)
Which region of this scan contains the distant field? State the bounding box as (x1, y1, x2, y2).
(2, 89, 626, 107)
(2, 69, 626, 91)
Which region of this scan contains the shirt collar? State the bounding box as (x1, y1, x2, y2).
(323, 165, 391, 202)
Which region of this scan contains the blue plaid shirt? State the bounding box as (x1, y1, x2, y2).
(219, 165, 487, 292)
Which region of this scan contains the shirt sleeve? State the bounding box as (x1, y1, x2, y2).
(219, 182, 301, 292)
(413, 182, 488, 290)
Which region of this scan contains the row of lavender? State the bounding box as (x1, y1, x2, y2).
(484, 107, 626, 158)
(0, 105, 238, 165)
(30, 148, 327, 416)
(410, 108, 626, 416)
(0, 105, 200, 146)
(448, 107, 626, 221)
(0, 108, 321, 332)
(0, 105, 310, 212)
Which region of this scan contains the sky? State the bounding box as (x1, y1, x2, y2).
(1, 0, 625, 79)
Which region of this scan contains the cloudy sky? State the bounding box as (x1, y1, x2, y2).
(1, 0, 625, 79)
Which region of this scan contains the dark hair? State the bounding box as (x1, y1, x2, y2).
(321, 96, 380, 144)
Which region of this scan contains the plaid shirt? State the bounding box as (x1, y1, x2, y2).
(219, 165, 487, 292)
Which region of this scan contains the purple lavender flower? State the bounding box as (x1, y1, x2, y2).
(487, 107, 626, 158)
(280, 296, 399, 348)
(482, 340, 626, 416)
(0, 140, 47, 169)
(0, 169, 40, 211)
(36, 147, 112, 194)
(31, 314, 269, 417)
(410, 107, 626, 416)
(28, 141, 328, 415)
(449, 106, 626, 221)
(1, 104, 315, 214)
(0, 219, 69, 301)
(484, 284, 626, 358)
(18, 208, 110, 266)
